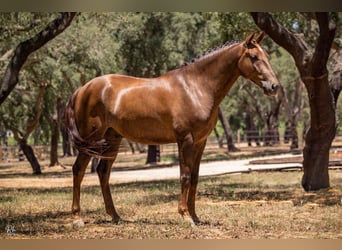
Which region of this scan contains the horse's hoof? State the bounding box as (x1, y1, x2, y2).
(183, 216, 199, 227)
(72, 218, 85, 228)
(191, 215, 200, 225)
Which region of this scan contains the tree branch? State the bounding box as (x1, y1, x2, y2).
(0, 12, 76, 105)
(250, 12, 310, 71)
(24, 85, 46, 139)
(311, 12, 336, 75)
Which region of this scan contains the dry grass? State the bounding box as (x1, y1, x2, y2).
(1, 160, 342, 239)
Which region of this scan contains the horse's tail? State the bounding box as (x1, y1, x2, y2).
(65, 89, 115, 159)
(65, 89, 85, 152)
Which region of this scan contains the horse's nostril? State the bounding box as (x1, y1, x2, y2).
(271, 84, 278, 90)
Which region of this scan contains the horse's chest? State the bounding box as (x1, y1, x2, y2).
(173, 108, 218, 141)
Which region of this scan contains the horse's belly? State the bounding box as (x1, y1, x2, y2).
(113, 119, 177, 145)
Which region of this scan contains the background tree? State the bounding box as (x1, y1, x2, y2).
(252, 12, 338, 191)
(330, 38, 342, 107)
(1, 12, 340, 176)
(0, 12, 76, 173)
(217, 106, 239, 151)
(217, 13, 291, 148)
(0, 12, 76, 104)
(1, 80, 46, 174)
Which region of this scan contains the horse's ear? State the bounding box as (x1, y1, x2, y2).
(245, 33, 255, 46)
(255, 31, 265, 43)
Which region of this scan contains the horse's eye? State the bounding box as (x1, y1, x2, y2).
(249, 54, 258, 63)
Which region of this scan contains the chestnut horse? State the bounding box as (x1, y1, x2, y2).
(66, 32, 279, 226)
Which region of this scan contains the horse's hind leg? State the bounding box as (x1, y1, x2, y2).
(96, 131, 122, 223)
(96, 157, 121, 224)
(72, 152, 91, 227)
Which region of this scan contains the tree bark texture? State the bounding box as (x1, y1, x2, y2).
(251, 12, 336, 191)
(0, 12, 76, 104)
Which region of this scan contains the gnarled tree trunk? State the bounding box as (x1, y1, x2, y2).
(252, 12, 337, 191)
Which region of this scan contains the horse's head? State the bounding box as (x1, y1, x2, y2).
(238, 32, 280, 96)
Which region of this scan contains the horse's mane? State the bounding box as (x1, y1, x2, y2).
(180, 40, 240, 67)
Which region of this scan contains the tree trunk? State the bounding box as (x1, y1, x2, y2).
(218, 106, 239, 152)
(91, 158, 99, 173)
(20, 140, 41, 175)
(127, 140, 136, 154)
(49, 116, 59, 166)
(59, 98, 72, 157)
(264, 103, 280, 146)
(330, 48, 342, 107)
(0, 128, 8, 161)
(251, 12, 336, 191)
(302, 74, 335, 190)
(136, 143, 146, 153)
(281, 78, 303, 150)
(146, 145, 160, 164)
(214, 128, 224, 148)
(245, 109, 260, 146)
(243, 85, 280, 147)
(284, 122, 298, 149)
(0, 12, 76, 105)
(331, 71, 342, 106)
(61, 126, 72, 157)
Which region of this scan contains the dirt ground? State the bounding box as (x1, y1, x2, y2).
(1, 143, 342, 239)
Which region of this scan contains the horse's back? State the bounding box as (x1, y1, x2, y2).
(74, 74, 145, 110)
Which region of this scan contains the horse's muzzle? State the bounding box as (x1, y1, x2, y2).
(261, 81, 279, 96)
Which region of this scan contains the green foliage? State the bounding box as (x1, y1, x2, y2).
(0, 12, 340, 147)
(115, 12, 220, 76)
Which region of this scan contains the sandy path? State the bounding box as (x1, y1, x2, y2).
(0, 154, 301, 189)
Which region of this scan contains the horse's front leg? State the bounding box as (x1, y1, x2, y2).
(186, 140, 207, 224)
(177, 133, 196, 223)
(72, 153, 91, 227)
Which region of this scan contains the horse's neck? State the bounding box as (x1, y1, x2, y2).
(183, 43, 243, 107)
